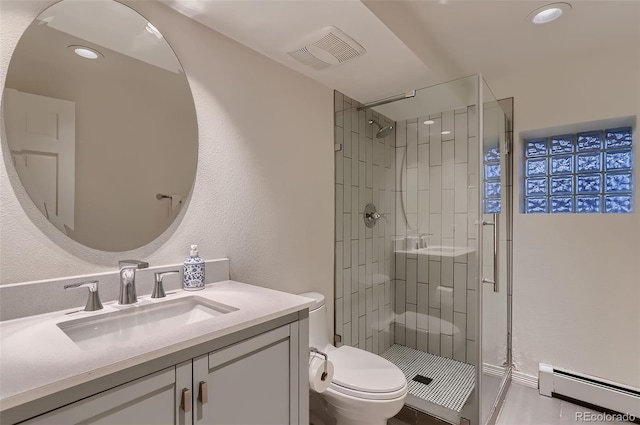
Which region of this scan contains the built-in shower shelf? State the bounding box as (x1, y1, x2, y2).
(382, 344, 475, 420)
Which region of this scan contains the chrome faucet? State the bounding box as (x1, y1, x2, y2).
(118, 260, 149, 304)
(420, 233, 434, 248)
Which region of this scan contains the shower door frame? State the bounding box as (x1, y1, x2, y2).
(476, 77, 513, 425)
(483, 97, 514, 425)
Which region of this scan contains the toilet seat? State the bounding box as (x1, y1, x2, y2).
(328, 346, 407, 401)
(329, 381, 408, 401)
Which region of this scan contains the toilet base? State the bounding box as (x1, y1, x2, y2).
(321, 386, 406, 425)
(310, 391, 335, 425)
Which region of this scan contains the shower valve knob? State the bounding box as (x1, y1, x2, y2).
(364, 204, 385, 228)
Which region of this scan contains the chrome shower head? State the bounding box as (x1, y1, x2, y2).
(368, 119, 394, 139)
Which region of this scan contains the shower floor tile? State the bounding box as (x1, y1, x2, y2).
(382, 344, 476, 414)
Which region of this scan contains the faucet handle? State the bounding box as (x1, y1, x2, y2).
(64, 280, 103, 311)
(152, 271, 179, 298)
(419, 233, 434, 248)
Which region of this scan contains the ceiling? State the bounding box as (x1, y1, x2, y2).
(41, 0, 182, 74)
(161, 0, 640, 105)
(160, 0, 431, 104)
(373, 0, 640, 81)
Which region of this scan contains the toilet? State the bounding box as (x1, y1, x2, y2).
(302, 292, 407, 425)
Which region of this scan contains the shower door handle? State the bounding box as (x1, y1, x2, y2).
(482, 214, 499, 293)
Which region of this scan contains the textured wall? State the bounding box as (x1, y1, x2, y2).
(489, 45, 640, 387)
(0, 1, 334, 322)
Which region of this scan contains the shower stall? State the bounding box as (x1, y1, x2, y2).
(333, 75, 512, 425)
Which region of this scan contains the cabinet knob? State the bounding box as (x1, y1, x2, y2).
(199, 381, 209, 405)
(181, 388, 192, 413)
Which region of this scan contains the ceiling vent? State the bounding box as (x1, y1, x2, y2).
(286, 26, 366, 70)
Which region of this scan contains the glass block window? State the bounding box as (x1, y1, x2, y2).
(483, 146, 501, 213)
(524, 127, 634, 213)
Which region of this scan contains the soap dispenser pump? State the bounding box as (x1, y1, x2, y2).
(183, 245, 205, 291)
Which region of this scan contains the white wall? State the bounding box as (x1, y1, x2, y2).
(0, 1, 334, 320)
(488, 44, 640, 387)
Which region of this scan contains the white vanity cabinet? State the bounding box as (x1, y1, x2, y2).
(193, 325, 297, 424)
(23, 365, 191, 425)
(19, 321, 306, 425)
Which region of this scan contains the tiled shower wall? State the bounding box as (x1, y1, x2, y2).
(334, 90, 396, 355)
(393, 107, 479, 365)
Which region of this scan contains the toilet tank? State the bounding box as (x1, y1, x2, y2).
(300, 292, 332, 351)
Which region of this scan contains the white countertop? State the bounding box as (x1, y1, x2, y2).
(0, 280, 315, 410)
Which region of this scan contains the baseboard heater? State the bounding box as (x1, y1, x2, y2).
(539, 363, 640, 422)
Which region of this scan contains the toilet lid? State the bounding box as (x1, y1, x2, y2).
(328, 346, 406, 394)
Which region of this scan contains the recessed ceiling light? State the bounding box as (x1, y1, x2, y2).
(69, 45, 103, 59)
(528, 3, 571, 25)
(534, 8, 562, 23)
(441, 130, 451, 135)
(424, 120, 435, 125)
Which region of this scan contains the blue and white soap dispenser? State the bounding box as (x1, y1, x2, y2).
(183, 245, 205, 291)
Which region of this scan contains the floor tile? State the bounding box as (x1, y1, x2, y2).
(481, 374, 502, 424)
(391, 382, 627, 425)
(558, 400, 620, 424)
(496, 383, 625, 425)
(496, 384, 561, 425)
(389, 418, 411, 425)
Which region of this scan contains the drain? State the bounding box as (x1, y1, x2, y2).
(412, 375, 433, 385)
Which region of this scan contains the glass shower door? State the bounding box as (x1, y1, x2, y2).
(369, 75, 484, 425)
(333, 75, 512, 425)
(479, 78, 510, 424)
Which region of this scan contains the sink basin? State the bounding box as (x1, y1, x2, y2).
(57, 296, 237, 350)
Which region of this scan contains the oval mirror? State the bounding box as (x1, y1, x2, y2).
(2, 0, 198, 252)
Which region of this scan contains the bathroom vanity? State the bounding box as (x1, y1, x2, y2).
(0, 1, 317, 423)
(0, 281, 314, 424)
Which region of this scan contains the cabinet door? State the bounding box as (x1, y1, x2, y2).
(24, 367, 179, 425)
(194, 325, 299, 425)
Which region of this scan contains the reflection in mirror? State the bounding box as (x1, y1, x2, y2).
(3, 0, 198, 252)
